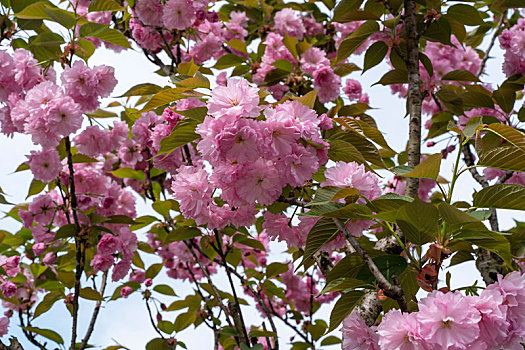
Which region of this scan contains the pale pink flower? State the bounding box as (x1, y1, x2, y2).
(13, 49, 44, 91)
(27, 148, 62, 183)
(236, 159, 282, 205)
(300, 47, 330, 76)
(417, 291, 481, 349)
(171, 164, 212, 224)
(207, 78, 260, 120)
(33, 243, 46, 256)
(322, 161, 382, 201)
(263, 211, 304, 248)
(42, 252, 56, 266)
(61, 60, 117, 112)
(112, 258, 132, 281)
(91, 254, 114, 271)
(274, 8, 305, 40)
(135, 0, 164, 26)
(0, 317, 8, 337)
(343, 79, 363, 101)
(162, 0, 195, 30)
(216, 118, 262, 164)
(313, 66, 341, 103)
(341, 312, 380, 350)
(97, 234, 119, 256)
(377, 310, 426, 350)
(1, 281, 17, 298)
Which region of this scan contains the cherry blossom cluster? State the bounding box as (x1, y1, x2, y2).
(499, 17, 525, 77)
(171, 78, 330, 229)
(341, 271, 525, 350)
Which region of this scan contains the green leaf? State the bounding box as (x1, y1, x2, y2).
(176, 71, 210, 89)
(335, 10, 379, 22)
(301, 218, 339, 267)
(473, 184, 525, 211)
(214, 54, 245, 69)
(396, 199, 438, 245)
(262, 68, 291, 86)
(375, 69, 408, 85)
(158, 320, 175, 334)
(153, 284, 177, 296)
(88, 0, 124, 12)
(492, 88, 516, 114)
(419, 53, 434, 78)
(363, 41, 388, 73)
(146, 338, 172, 350)
(80, 287, 103, 301)
(174, 107, 208, 122)
(393, 153, 442, 180)
(23, 327, 64, 345)
(157, 119, 200, 155)
(265, 262, 290, 277)
(15, 1, 54, 19)
(328, 291, 364, 332)
(369, 193, 413, 212)
(436, 88, 464, 115)
(333, 0, 363, 22)
(461, 91, 494, 109)
(119, 83, 163, 97)
(225, 39, 247, 54)
(483, 123, 525, 152)
(441, 69, 480, 83)
(164, 227, 202, 244)
(110, 167, 145, 181)
(146, 263, 164, 279)
(141, 88, 195, 112)
(44, 7, 76, 28)
(79, 22, 130, 48)
(447, 4, 484, 26)
(54, 224, 77, 241)
(321, 336, 342, 346)
(33, 291, 63, 319)
(356, 255, 408, 283)
(478, 146, 525, 172)
(455, 230, 512, 266)
(292, 90, 318, 109)
(438, 202, 480, 225)
(282, 34, 298, 59)
(319, 277, 370, 294)
(27, 179, 46, 198)
(173, 311, 196, 332)
(463, 116, 483, 138)
(333, 63, 361, 77)
(336, 21, 379, 64)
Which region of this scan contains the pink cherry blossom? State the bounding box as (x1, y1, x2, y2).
(207, 78, 260, 120)
(417, 291, 481, 349)
(162, 0, 196, 30)
(27, 148, 62, 183)
(274, 8, 305, 40)
(322, 161, 382, 201)
(377, 310, 426, 350)
(341, 312, 380, 350)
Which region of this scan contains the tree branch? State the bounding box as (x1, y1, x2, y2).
(404, 0, 423, 198)
(79, 271, 108, 350)
(332, 218, 408, 312)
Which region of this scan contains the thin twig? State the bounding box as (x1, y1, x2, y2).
(212, 230, 250, 346)
(477, 12, 507, 77)
(79, 271, 108, 350)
